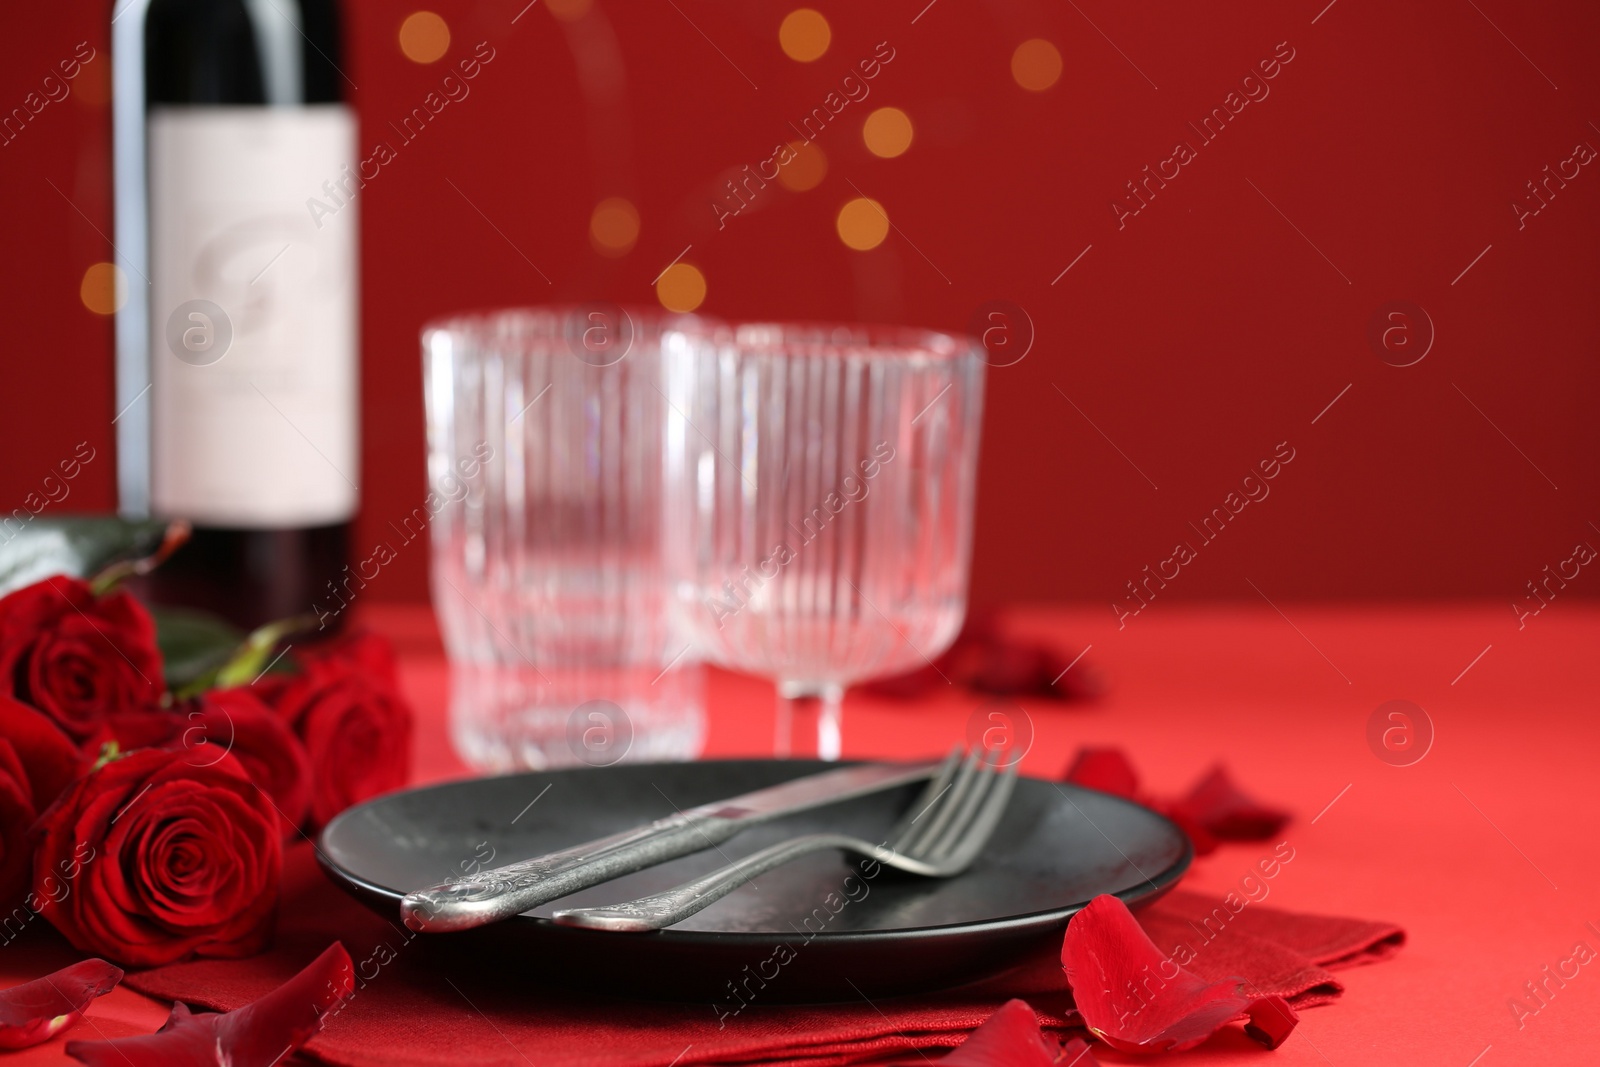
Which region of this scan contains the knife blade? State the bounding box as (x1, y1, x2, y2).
(399, 760, 938, 933)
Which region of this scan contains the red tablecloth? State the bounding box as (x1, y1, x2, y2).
(5, 602, 1597, 1066)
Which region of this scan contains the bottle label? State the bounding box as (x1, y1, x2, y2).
(148, 106, 358, 527)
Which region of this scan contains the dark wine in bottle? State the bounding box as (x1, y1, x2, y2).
(113, 0, 357, 631)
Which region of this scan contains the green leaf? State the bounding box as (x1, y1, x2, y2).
(212, 615, 315, 690)
(0, 515, 180, 599)
(168, 613, 311, 699)
(152, 605, 245, 693)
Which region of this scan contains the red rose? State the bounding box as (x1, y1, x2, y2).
(255, 633, 411, 831)
(0, 577, 164, 743)
(182, 689, 313, 837)
(88, 691, 314, 839)
(32, 747, 281, 966)
(0, 696, 81, 906)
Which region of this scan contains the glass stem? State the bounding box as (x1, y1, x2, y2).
(775, 680, 844, 760)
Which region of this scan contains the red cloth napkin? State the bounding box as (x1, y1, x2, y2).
(124, 846, 1402, 1067)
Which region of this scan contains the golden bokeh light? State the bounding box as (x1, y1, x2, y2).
(777, 140, 827, 192)
(836, 198, 889, 252)
(399, 11, 451, 64)
(546, 0, 593, 22)
(656, 262, 707, 312)
(862, 107, 914, 159)
(1011, 38, 1062, 91)
(589, 197, 640, 256)
(779, 9, 830, 62)
(79, 262, 126, 316)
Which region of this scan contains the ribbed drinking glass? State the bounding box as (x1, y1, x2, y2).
(423, 306, 705, 770)
(661, 322, 985, 759)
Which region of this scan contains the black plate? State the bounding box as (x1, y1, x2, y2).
(318, 760, 1190, 1001)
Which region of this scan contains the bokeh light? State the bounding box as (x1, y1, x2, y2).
(862, 107, 914, 159)
(546, 0, 593, 22)
(1011, 39, 1062, 91)
(589, 197, 640, 257)
(79, 262, 126, 316)
(777, 140, 827, 192)
(399, 11, 451, 64)
(779, 9, 830, 62)
(836, 198, 889, 251)
(656, 262, 707, 312)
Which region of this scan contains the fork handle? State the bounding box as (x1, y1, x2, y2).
(550, 833, 897, 932)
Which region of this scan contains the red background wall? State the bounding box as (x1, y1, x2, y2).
(3, 1, 1597, 613)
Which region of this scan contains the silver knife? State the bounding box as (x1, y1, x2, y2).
(400, 761, 938, 933)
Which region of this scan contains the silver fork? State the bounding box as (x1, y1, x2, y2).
(551, 745, 1019, 932)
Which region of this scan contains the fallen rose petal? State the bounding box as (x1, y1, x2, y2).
(1061, 894, 1296, 1053)
(1063, 747, 1140, 799)
(65, 942, 353, 1067)
(966, 642, 1055, 697)
(0, 958, 123, 1050)
(905, 999, 1068, 1067)
(1174, 764, 1291, 840)
(1152, 799, 1220, 856)
(864, 613, 1098, 702)
(1244, 996, 1298, 1049)
(1059, 1035, 1103, 1066)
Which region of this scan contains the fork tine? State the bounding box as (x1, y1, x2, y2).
(896, 746, 984, 855)
(932, 749, 1018, 866)
(922, 745, 1006, 861)
(883, 746, 963, 853)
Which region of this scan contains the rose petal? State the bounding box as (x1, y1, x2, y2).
(1244, 996, 1299, 1049)
(0, 742, 38, 902)
(87, 709, 185, 755)
(0, 958, 123, 1050)
(966, 642, 1055, 697)
(0, 695, 82, 807)
(256, 644, 411, 831)
(1061, 894, 1296, 1053)
(1059, 1036, 1103, 1066)
(185, 690, 313, 836)
(1173, 764, 1291, 840)
(863, 613, 1099, 702)
(1152, 799, 1220, 856)
(65, 942, 353, 1067)
(1062, 748, 1140, 799)
(903, 999, 1071, 1067)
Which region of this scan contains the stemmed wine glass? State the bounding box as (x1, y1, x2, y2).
(660, 321, 985, 759)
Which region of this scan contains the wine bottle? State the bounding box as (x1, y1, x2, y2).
(112, 0, 357, 631)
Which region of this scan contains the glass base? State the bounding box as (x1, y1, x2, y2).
(450, 661, 706, 772)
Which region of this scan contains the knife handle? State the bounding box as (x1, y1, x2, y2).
(400, 812, 737, 932)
